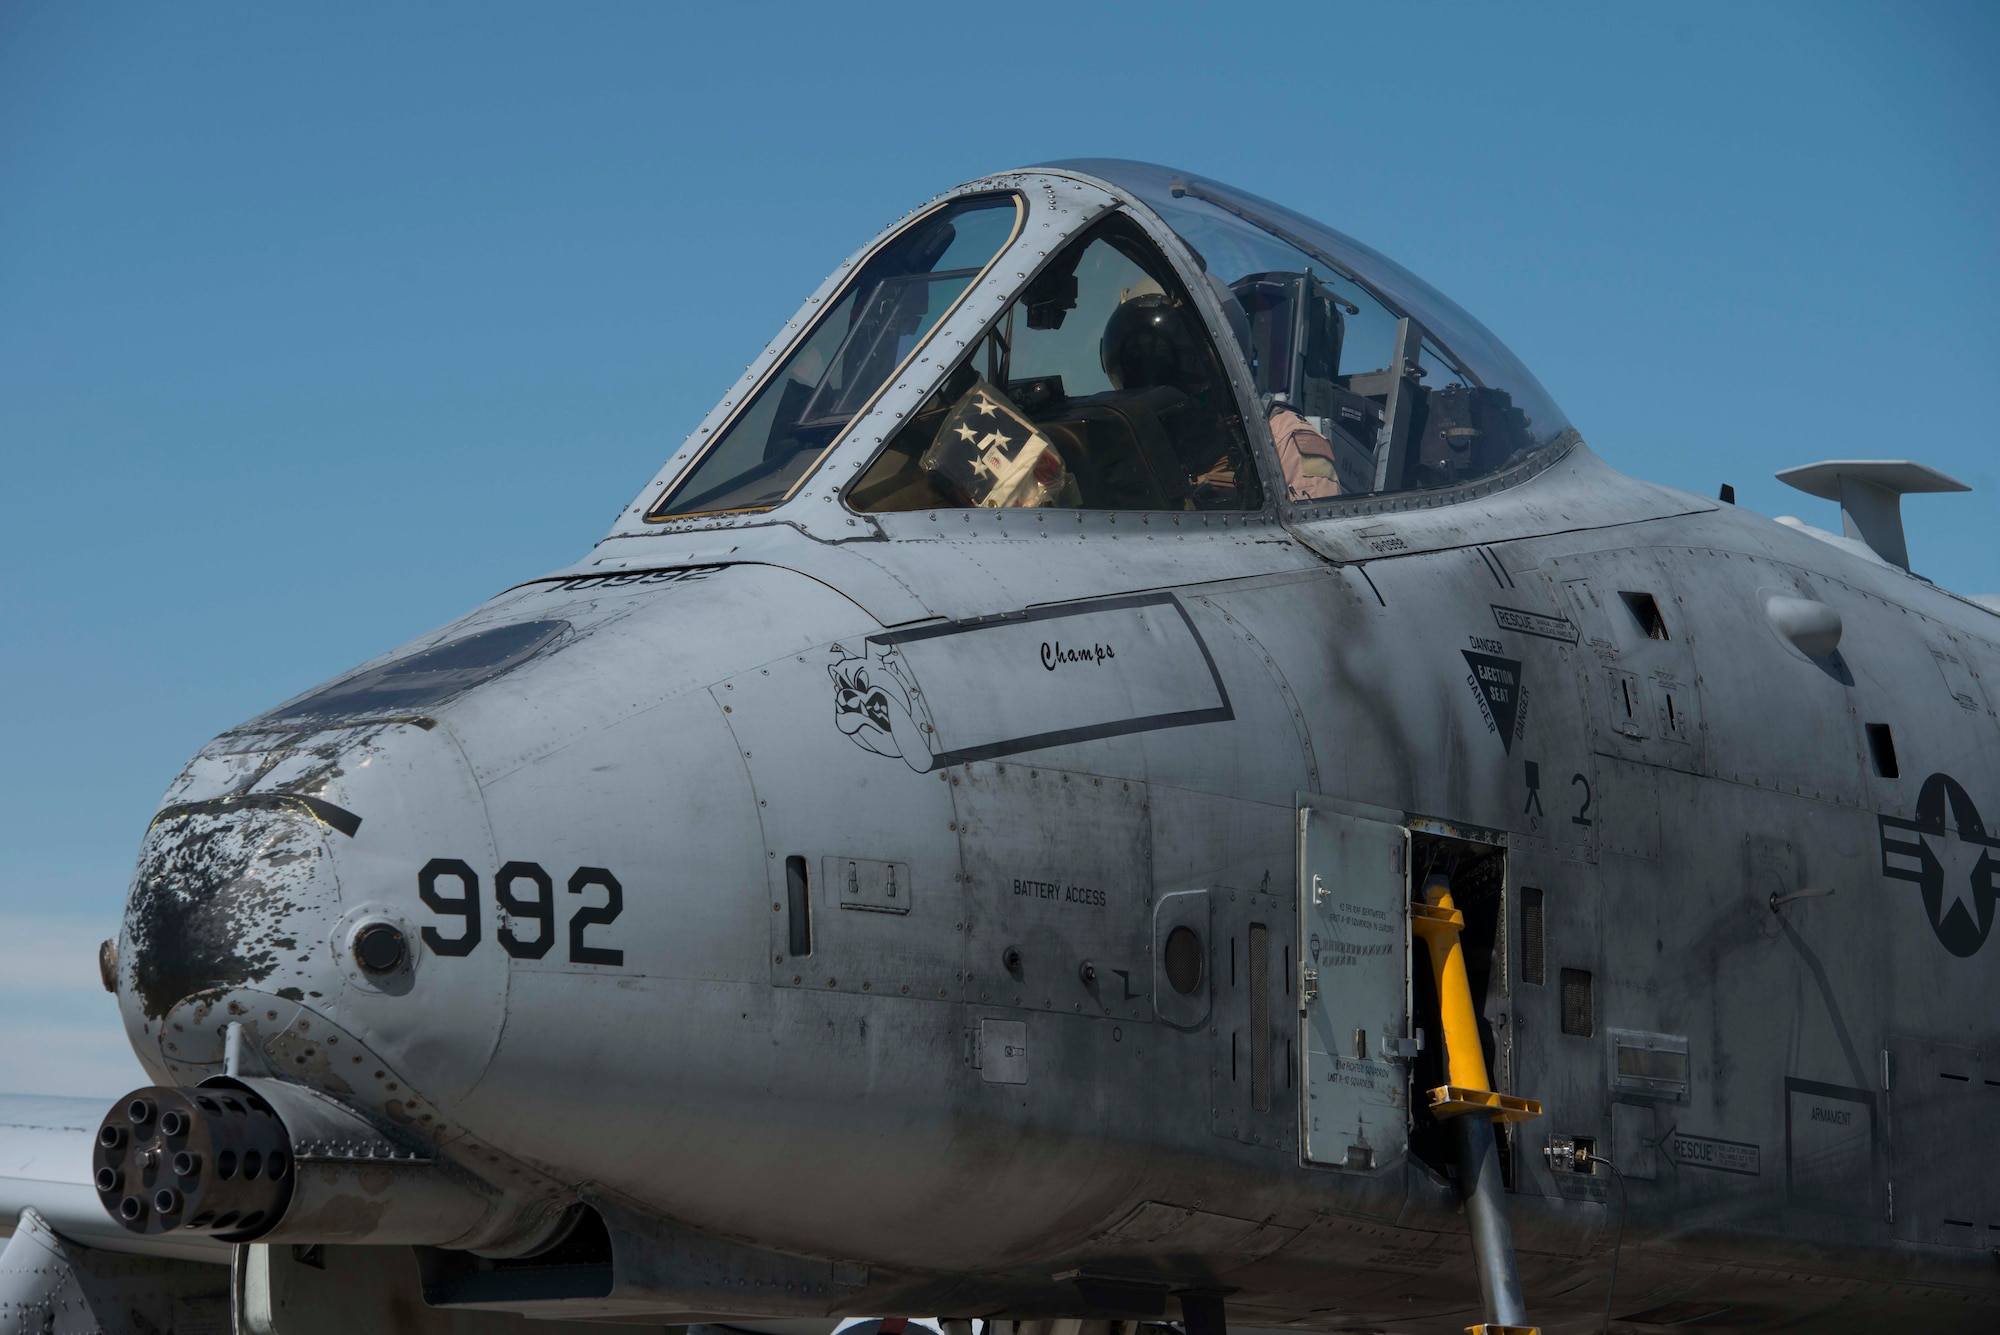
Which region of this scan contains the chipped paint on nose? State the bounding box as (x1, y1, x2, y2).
(125, 716, 506, 1105)
(122, 800, 344, 1025)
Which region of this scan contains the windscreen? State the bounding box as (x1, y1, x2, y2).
(649, 194, 1022, 519)
(259, 620, 569, 722)
(1043, 160, 1571, 501)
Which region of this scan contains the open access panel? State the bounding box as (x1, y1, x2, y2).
(1297, 796, 1411, 1172)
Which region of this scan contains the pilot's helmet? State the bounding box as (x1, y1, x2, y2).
(1100, 293, 1199, 390)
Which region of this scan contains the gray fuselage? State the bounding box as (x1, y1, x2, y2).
(110, 168, 2000, 1334)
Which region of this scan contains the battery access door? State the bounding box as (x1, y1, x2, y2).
(1298, 796, 1410, 1172)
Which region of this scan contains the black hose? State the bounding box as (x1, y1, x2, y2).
(1599, 1159, 1628, 1335)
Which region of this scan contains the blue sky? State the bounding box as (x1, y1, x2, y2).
(4, 2, 1996, 1095)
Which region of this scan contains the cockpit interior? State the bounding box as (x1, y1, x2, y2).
(646, 161, 1571, 522)
(852, 210, 1261, 513)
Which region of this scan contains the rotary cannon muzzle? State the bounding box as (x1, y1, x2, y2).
(93, 1076, 522, 1248)
(94, 1086, 294, 1241)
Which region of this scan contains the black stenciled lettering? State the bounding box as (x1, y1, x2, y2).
(418, 858, 481, 957)
(1571, 773, 1594, 827)
(567, 867, 625, 966)
(495, 861, 556, 959)
(556, 565, 720, 592)
(1012, 874, 1106, 908)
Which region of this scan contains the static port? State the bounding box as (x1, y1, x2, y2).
(126, 1098, 155, 1125)
(172, 1151, 202, 1178)
(96, 1166, 122, 1193)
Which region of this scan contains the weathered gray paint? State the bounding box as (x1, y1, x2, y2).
(95, 168, 2000, 1332)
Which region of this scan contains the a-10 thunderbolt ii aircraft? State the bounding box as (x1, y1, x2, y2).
(10, 160, 1997, 1334)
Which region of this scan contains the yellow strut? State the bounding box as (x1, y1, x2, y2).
(1411, 882, 1541, 1124)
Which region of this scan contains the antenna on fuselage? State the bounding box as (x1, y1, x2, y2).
(1776, 459, 1970, 571)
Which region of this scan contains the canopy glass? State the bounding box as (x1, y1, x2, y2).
(1044, 159, 1571, 499)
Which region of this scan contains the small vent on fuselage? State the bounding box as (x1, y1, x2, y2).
(1561, 968, 1594, 1037)
(1164, 926, 1204, 996)
(1620, 591, 1671, 640)
(1521, 887, 1546, 986)
(1867, 723, 1901, 778)
(785, 856, 812, 958)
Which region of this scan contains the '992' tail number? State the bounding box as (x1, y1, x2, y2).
(417, 859, 624, 966)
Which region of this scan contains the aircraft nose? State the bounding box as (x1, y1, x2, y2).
(120, 794, 351, 1065)
(117, 716, 502, 1095)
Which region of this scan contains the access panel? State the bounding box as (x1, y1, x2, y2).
(955, 763, 1153, 1022)
(1298, 798, 1410, 1171)
(1888, 1038, 1996, 1247)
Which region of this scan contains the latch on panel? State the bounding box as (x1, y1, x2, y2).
(1300, 965, 1318, 1004)
(822, 856, 912, 915)
(1380, 1031, 1423, 1061)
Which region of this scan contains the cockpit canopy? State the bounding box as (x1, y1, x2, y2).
(649, 194, 1023, 518)
(646, 162, 1570, 521)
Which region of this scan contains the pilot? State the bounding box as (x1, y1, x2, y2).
(1101, 291, 1198, 392)
(1099, 293, 1241, 504)
(1268, 404, 1344, 501)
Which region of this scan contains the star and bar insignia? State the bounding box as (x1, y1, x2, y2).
(1880, 771, 2000, 958)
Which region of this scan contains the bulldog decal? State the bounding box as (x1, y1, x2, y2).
(829, 642, 939, 772)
